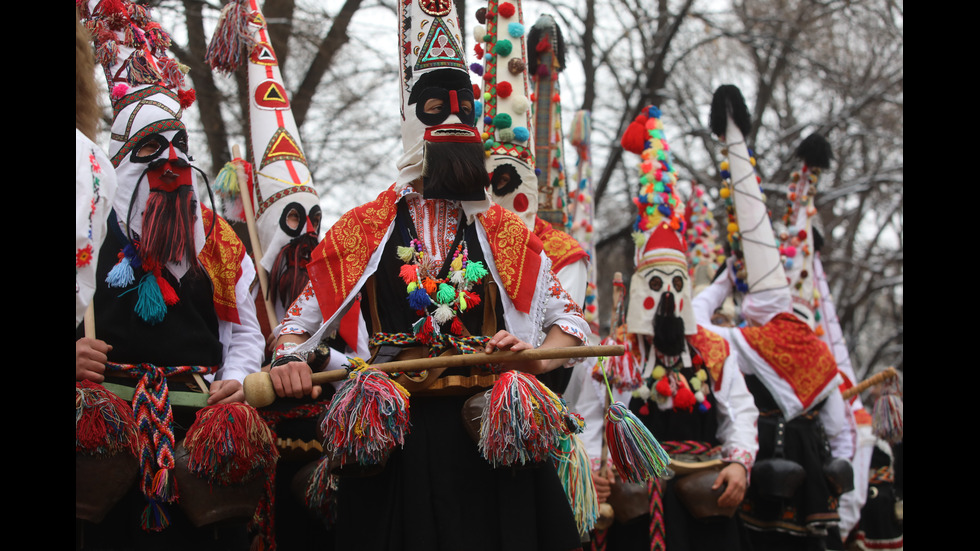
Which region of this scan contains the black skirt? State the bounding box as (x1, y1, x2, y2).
(332, 394, 583, 551)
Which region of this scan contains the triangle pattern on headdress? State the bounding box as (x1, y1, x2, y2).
(250, 42, 278, 66)
(416, 18, 465, 71)
(261, 128, 307, 168)
(254, 80, 290, 110)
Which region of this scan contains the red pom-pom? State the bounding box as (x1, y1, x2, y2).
(472, 84, 481, 96)
(654, 377, 672, 397)
(552, 93, 560, 102)
(497, 81, 513, 98)
(797, 230, 807, 240)
(111, 83, 129, 99)
(474, 44, 484, 58)
(498, 2, 516, 18)
(536, 37, 551, 53)
(399, 264, 418, 285)
(178, 88, 196, 109)
(673, 386, 696, 412)
(638, 402, 650, 416)
(620, 120, 648, 154)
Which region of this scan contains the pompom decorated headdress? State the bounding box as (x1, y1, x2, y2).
(620, 106, 696, 338)
(80, 0, 206, 324)
(474, 0, 538, 227)
(206, 0, 323, 311)
(528, 14, 570, 229)
(570, 111, 599, 331)
(709, 85, 787, 323)
(396, 0, 476, 190)
(684, 184, 726, 296)
(776, 133, 833, 329)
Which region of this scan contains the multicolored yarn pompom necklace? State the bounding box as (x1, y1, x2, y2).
(396, 237, 489, 344)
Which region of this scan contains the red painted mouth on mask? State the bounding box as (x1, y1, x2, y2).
(148, 162, 193, 193)
(424, 124, 482, 144)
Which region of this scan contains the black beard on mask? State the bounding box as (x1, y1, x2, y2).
(140, 185, 198, 271)
(269, 232, 319, 310)
(652, 291, 686, 356)
(421, 139, 489, 201)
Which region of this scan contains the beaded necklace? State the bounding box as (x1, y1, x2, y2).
(396, 236, 489, 344)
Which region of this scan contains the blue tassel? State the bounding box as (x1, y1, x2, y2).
(408, 288, 431, 310)
(106, 257, 135, 288)
(134, 274, 167, 325)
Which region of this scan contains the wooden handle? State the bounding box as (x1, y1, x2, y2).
(244, 344, 626, 408)
(841, 367, 898, 400)
(233, 144, 278, 333)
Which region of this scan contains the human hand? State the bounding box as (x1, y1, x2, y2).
(76, 337, 112, 383)
(592, 469, 612, 503)
(484, 330, 546, 374)
(207, 379, 245, 405)
(269, 360, 322, 400)
(713, 462, 748, 508)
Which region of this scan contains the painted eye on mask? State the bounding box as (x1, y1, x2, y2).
(649, 276, 663, 292)
(415, 86, 476, 127)
(672, 276, 684, 293)
(129, 130, 189, 164)
(308, 205, 322, 234)
(280, 202, 307, 237)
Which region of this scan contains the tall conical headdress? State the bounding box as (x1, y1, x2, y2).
(397, 0, 472, 188)
(474, 0, 537, 227)
(684, 184, 726, 296)
(709, 85, 787, 312)
(571, 110, 599, 332)
(205, 0, 322, 279)
(80, 0, 202, 257)
(777, 133, 833, 328)
(621, 106, 695, 337)
(528, 14, 570, 229)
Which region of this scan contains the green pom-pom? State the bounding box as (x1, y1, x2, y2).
(493, 39, 513, 57)
(632, 232, 646, 248)
(493, 113, 513, 129)
(465, 260, 489, 282)
(437, 283, 456, 304)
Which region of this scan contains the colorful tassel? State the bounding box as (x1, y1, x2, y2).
(555, 434, 599, 537)
(76, 380, 140, 457)
(479, 371, 571, 466)
(320, 361, 411, 467)
(204, 0, 254, 73)
(465, 260, 489, 282)
(604, 401, 670, 483)
(106, 255, 135, 288)
(872, 392, 903, 444)
(183, 403, 279, 485)
(134, 273, 167, 325)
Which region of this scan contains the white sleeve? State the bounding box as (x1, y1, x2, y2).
(562, 361, 606, 465)
(274, 280, 325, 338)
(540, 266, 590, 346)
(693, 269, 734, 333)
(713, 352, 759, 469)
(214, 254, 265, 385)
(555, 260, 588, 308)
(837, 421, 875, 538)
(820, 389, 856, 460)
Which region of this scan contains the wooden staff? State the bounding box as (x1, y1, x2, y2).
(233, 144, 278, 332)
(595, 271, 627, 530)
(841, 367, 898, 400)
(244, 344, 625, 408)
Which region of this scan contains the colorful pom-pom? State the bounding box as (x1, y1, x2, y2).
(498, 2, 516, 18)
(497, 81, 513, 98)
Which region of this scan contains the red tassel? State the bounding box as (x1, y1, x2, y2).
(155, 271, 179, 306)
(399, 264, 418, 285)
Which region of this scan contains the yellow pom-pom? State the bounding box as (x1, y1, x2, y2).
(719, 187, 730, 199)
(690, 376, 701, 391)
(720, 160, 729, 171)
(652, 365, 667, 379)
(697, 369, 708, 382)
(727, 222, 739, 234)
